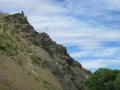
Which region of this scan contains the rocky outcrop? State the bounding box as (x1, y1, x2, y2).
(16, 12, 91, 90)
(4, 11, 28, 24)
(3, 11, 36, 33)
(24, 29, 92, 90)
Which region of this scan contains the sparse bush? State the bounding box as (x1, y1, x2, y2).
(0, 34, 5, 41)
(26, 48, 32, 53)
(0, 44, 6, 51)
(0, 36, 17, 53)
(30, 55, 42, 66)
(16, 36, 21, 42)
(40, 60, 46, 68)
(14, 25, 20, 29)
(4, 42, 17, 52)
(35, 77, 40, 82)
(30, 55, 46, 67)
(3, 28, 7, 34)
(28, 71, 31, 76)
(10, 30, 15, 35)
(28, 42, 31, 46)
(0, 24, 2, 28)
(70, 75, 75, 81)
(24, 53, 27, 56)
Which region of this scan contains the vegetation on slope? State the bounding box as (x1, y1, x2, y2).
(0, 12, 62, 90)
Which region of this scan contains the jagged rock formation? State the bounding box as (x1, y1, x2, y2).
(0, 11, 91, 90)
(25, 32, 91, 90)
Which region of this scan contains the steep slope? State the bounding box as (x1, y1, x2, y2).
(0, 11, 91, 90)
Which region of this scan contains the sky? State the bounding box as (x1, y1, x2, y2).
(0, 0, 120, 72)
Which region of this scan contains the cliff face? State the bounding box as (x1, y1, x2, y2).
(0, 11, 91, 90)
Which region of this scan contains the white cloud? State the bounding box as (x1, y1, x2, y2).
(1, 0, 120, 50)
(81, 59, 120, 68)
(105, 0, 120, 10)
(70, 48, 118, 58)
(1, 0, 120, 72)
(27, 13, 120, 49)
(0, 0, 68, 14)
(81, 60, 107, 68)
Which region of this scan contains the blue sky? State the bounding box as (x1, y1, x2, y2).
(0, 0, 120, 72)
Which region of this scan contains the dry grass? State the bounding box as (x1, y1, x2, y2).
(0, 35, 62, 90)
(0, 12, 62, 90)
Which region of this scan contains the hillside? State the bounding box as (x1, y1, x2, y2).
(0, 11, 91, 90)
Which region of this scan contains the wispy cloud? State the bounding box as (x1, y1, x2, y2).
(70, 47, 120, 70)
(81, 59, 120, 68)
(0, 0, 68, 14)
(1, 0, 120, 71)
(70, 48, 118, 58)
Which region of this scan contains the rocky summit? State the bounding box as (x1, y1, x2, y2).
(0, 11, 91, 90)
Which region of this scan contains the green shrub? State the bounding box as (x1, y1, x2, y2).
(0, 41, 17, 53)
(0, 44, 6, 51)
(28, 42, 31, 46)
(10, 30, 15, 35)
(85, 68, 120, 90)
(30, 55, 41, 66)
(0, 34, 6, 41)
(16, 36, 21, 42)
(3, 28, 7, 34)
(5, 42, 17, 52)
(35, 77, 40, 82)
(30, 55, 46, 67)
(0, 24, 2, 28)
(114, 72, 120, 90)
(28, 71, 31, 76)
(26, 48, 32, 53)
(40, 60, 46, 68)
